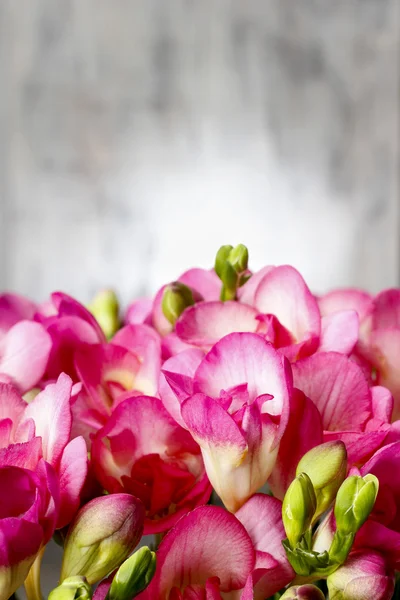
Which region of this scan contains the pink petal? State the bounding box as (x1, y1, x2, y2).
(0, 293, 37, 338)
(318, 289, 373, 321)
(0, 517, 43, 579)
(23, 373, 73, 468)
(125, 298, 152, 325)
(75, 343, 141, 407)
(179, 268, 221, 301)
(323, 430, 388, 466)
(0, 438, 42, 470)
(370, 386, 394, 425)
(148, 506, 255, 597)
(372, 289, 400, 330)
(57, 436, 88, 529)
(152, 285, 174, 336)
(112, 324, 162, 396)
(292, 352, 372, 431)
(318, 310, 359, 355)
(0, 321, 51, 392)
(180, 394, 249, 512)
(159, 349, 204, 428)
(254, 266, 321, 351)
(176, 302, 259, 347)
(237, 266, 275, 305)
(162, 333, 195, 358)
(0, 384, 26, 436)
(194, 333, 291, 415)
(370, 328, 400, 420)
(269, 390, 323, 499)
(51, 292, 105, 342)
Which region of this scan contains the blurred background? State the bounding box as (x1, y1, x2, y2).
(1, 0, 399, 312)
(0, 1, 399, 596)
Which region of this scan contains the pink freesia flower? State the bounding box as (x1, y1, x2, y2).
(136, 505, 255, 599)
(0, 437, 59, 600)
(91, 394, 211, 533)
(327, 550, 395, 600)
(72, 324, 163, 442)
(161, 332, 292, 512)
(0, 374, 88, 530)
(35, 292, 105, 381)
(173, 266, 359, 361)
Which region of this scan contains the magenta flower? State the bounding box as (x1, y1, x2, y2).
(161, 332, 292, 512)
(35, 292, 105, 381)
(0, 374, 88, 530)
(0, 437, 59, 600)
(91, 394, 211, 533)
(72, 323, 162, 442)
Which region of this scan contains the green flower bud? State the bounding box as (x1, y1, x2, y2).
(280, 584, 326, 599)
(106, 547, 156, 600)
(214, 245, 234, 278)
(228, 244, 249, 273)
(48, 576, 92, 600)
(162, 282, 195, 325)
(296, 441, 347, 522)
(283, 473, 317, 548)
(88, 289, 120, 340)
(334, 474, 379, 535)
(60, 494, 144, 585)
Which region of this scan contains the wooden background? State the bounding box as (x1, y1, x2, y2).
(1, 0, 399, 313)
(0, 0, 398, 594)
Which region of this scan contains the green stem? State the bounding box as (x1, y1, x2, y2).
(24, 547, 45, 600)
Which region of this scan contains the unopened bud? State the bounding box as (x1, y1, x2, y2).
(162, 282, 195, 325)
(334, 475, 379, 535)
(296, 441, 347, 522)
(280, 584, 325, 599)
(48, 576, 92, 600)
(283, 473, 317, 548)
(107, 547, 156, 600)
(60, 494, 144, 585)
(89, 290, 120, 340)
(214, 245, 234, 278)
(228, 244, 249, 273)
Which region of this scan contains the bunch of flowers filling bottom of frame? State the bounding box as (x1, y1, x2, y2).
(1, 244, 400, 600)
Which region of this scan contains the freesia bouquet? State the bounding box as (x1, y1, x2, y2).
(1, 244, 400, 600)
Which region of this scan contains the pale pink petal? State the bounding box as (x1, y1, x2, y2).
(181, 394, 250, 512)
(179, 268, 221, 301)
(0, 383, 26, 429)
(292, 353, 371, 431)
(148, 506, 255, 597)
(318, 289, 373, 321)
(23, 373, 73, 468)
(112, 324, 162, 396)
(57, 436, 88, 529)
(176, 302, 259, 347)
(318, 310, 359, 355)
(194, 333, 291, 415)
(0, 321, 51, 392)
(269, 390, 323, 499)
(254, 266, 321, 352)
(237, 266, 275, 305)
(152, 285, 174, 336)
(162, 333, 195, 358)
(125, 298, 152, 325)
(159, 349, 204, 428)
(370, 386, 394, 425)
(370, 328, 400, 420)
(236, 494, 294, 598)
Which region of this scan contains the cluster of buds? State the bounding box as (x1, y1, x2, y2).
(2, 243, 400, 600)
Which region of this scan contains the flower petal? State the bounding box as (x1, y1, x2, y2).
(318, 310, 359, 355)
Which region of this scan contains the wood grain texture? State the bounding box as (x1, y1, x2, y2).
(0, 0, 399, 309)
